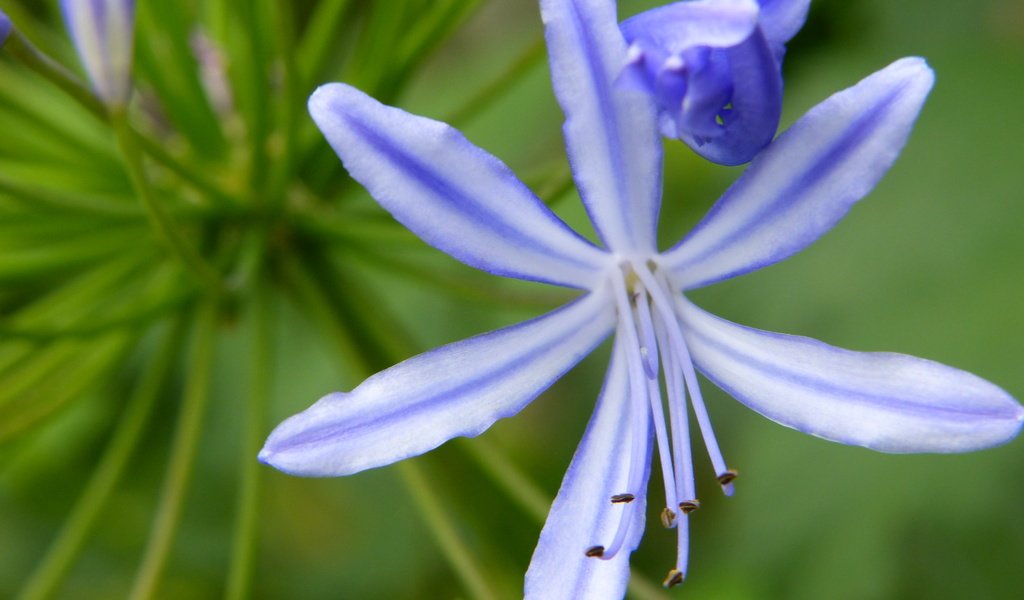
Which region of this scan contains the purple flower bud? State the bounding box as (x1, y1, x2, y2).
(0, 10, 12, 49)
(621, 0, 809, 165)
(60, 0, 136, 107)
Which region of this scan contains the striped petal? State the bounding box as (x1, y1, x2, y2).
(525, 339, 650, 600)
(677, 298, 1024, 453)
(662, 58, 934, 290)
(60, 0, 136, 107)
(541, 0, 663, 254)
(309, 83, 609, 289)
(260, 292, 616, 477)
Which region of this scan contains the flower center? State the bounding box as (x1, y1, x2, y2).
(587, 259, 738, 587)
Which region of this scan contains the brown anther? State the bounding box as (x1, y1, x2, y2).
(584, 545, 605, 558)
(660, 507, 677, 528)
(679, 499, 701, 514)
(662, 568, 685, 588)
(610, 493, 635, 504)
(717, 469, 739, 486)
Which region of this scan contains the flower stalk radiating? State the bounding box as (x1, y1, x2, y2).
(259, 0, 1024, 596)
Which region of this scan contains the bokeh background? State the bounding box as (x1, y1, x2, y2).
(1, 0, 1022, 599)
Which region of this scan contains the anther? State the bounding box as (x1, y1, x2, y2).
(679, 499, 701, 514)
(610, 493, 635, 504)
(660, 507, 677, 529)
(585, 545, 605, 558)
(663, 569, 685, 588)
(717, 469, 739, 486)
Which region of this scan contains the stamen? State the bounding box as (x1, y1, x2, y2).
(717, 469, 739, 487)
(679, 499, 701, 514)
(633, 288, 660, 379)
(663, 569, 685, 588)
(585, 546, 605, 558)
(610, 493, 635, 504)
(660, 508, 677, 529)
(637, 265, 738, 497)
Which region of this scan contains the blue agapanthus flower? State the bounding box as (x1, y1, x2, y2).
(59, 0, 136, 108)
(620, 0, 809, 164)
(260, 0, 1023, 596)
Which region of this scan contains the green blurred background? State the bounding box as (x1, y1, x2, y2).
(0, 0, 1022, 598)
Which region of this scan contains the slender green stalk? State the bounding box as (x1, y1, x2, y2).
(2, 31, 107, 120)
(396, 461, 498, 600)
(288, 258, 497, 599)
(111, 112, 225, 295)
(296, 0, 353, 87)
(224, 286, 271, 600)
(445, 36, 546, 126)
(457, 438, 550, 522)
(16, 323, 184, 600)
(128, 303, 219, 600)
(4, 29, 233, 206)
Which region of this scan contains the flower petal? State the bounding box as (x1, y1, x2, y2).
(260, 292, 616, 477)
(620, 0, 781, 165)
(309, 83, 609, 289)
(662, 58, 935, 290)
(620, 0, 760, 52)
(525, 339, 650, 600)
(541, 0, 663, 254)
(756, 0, 811, 47)
(676, 298, 1024, 453)
(60, 0, 136, 107)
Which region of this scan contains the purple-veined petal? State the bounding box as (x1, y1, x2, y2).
(60, 0, 136, 107)
(525, 339, 650, 600)
(620, 0, 760, 53)
(309, 83, 609, 289)
(0, 10, 12, 48)
(541, 0, 663, 254)
(756, 0, 810, 47)
(676, 298, 1024, 453)
(259, 292, 616, 477)
(662, 58, 935, 290)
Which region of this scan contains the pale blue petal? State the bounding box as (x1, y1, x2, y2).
(525, 339, 650, 600)
(60, 0, 136, 106)
(677, 298, 1024, 453)
(756, 0, 810, 47)
(662, 58, 934, 290)
(260, 292, 616, 477)
(541, 0, 663, 254)
(309, 83, 609, 289)
(620, 0, 759, 53)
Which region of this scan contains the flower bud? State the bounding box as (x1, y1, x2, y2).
(0, 10, 12, 49)
(620, 0, 808, 165)
(60, 0, 136, 108)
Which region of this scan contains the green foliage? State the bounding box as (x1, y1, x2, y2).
(0, 1, 1020, 598)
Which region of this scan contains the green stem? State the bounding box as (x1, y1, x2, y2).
(2, 30, 106, 120)
(4, 29, 233, 207)
(111, 112, 225, 295)
(224, 285, 270, 600)
(287, 258, 496, 598)
(127, 303, 219, 600)
(397, 461, 497, 600)
(15, 323, 184, 600)
(445, 36, 546, 126)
